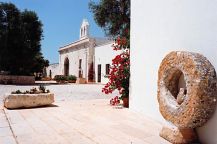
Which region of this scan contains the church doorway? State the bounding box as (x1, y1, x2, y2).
(64, 58, 69, 76)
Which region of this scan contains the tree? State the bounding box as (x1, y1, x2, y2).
(20, 10, 45, 74)
(89, 0, 130, 44)
(0, 3, 22, 74)
(0, 2, 48, 75)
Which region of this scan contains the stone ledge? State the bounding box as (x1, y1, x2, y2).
(4, 93, 54, 109)
(0, 75, 35, 85)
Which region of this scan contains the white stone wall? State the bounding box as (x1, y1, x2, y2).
(131, 0, 217, 143)
(46, 63, 59, 79)
(95, 42, 121, 84)
(59, 47, 88, 79)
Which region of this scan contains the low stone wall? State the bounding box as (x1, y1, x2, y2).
(0, 75, 35, 85)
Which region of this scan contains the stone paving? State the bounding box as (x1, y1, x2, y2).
(0, 84, 170, 144)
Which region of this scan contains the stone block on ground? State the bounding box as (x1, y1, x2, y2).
(76, 78, 86, 84)
(160, 126, 198, 144)
(4, 93, 54, 109)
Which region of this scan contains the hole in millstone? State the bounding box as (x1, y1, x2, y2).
(178, 73, 187, 93)
(165, 69, 187, 104)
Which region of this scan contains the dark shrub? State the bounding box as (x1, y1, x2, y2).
(67, 75, 77, 81)
(54, 75, 67, 82)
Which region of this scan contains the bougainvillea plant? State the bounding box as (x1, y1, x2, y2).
(102, 37, 130, 100)
(110, 96, 120, 106)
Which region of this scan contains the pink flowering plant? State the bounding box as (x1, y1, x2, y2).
(102, 37, 130, 103)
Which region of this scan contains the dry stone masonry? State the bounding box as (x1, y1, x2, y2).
(157, 51, 217, 144)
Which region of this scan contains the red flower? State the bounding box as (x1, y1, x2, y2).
(109, 96, 120, 106)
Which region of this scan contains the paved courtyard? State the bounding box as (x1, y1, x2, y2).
(0, 84, 170, 144)
(0, 83, 115, 106)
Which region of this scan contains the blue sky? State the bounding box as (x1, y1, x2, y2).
(1, 0, 104, 64)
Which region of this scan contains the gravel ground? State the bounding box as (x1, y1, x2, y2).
(0, 83, 118, 106)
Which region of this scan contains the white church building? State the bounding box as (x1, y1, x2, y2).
(47, 19, 119, 84)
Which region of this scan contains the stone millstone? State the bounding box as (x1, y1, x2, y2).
(158, 51, 217, 128)
(157, 51, 217, 144)
(4, 93, 54, 109)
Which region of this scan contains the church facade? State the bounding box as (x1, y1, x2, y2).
(47, 19, 118, 84)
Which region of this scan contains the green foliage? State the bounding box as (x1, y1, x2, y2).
(54, 75, 77, 83)
(54, 75, 77, 82)
(54, 75, 67, 82)
(11, 90, 22, 94)
(89, 0, 130, 46)
(30, 87, 37, 94)
(11, 86, 50, 94)
(39, 84, 46, 93)
(67, 75, 77, 81)
(0, 2, 49, 75)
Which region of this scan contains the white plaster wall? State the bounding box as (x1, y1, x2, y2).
(59, 48, 87, 79)
(95, 42, 121, 84)
(46, 64, 59, 79)
(131, 0, 217, 143)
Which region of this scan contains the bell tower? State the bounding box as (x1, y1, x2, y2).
(80, 19, 89, 39)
